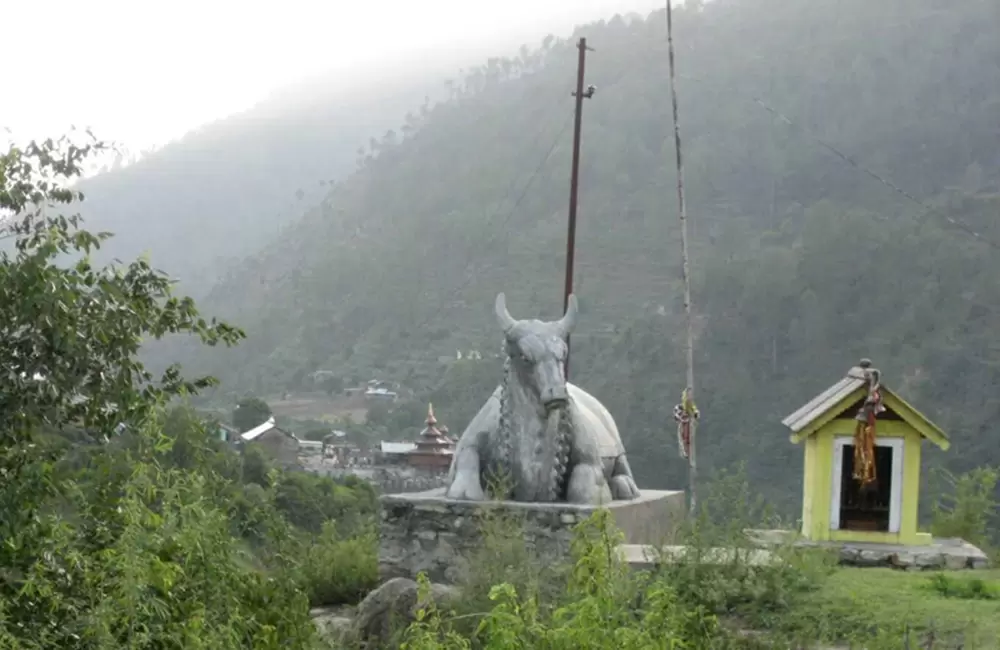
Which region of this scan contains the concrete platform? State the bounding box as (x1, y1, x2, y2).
(746, 529, 991, 570)
(378, 488, 685, 583)
(618, 544, 779, 571)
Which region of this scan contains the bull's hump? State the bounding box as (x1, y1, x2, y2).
(566, 382, 625, 457)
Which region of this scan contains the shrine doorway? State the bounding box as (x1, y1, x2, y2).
(830, 437, 903, 534)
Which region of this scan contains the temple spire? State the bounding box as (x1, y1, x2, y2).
(409, 401, 455, 469)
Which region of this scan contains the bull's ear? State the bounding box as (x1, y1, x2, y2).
(556, 294, 578, 337)
(495, 292, 517, 333)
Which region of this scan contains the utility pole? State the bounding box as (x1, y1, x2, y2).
(564, 36, 595, 380)
(666, 0, 698, 514)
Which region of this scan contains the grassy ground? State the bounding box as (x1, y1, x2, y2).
(761, 567, 1000, 648)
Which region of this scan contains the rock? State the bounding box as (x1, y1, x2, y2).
(970, 555, 991, 570)
(914, 552, 945, 570)
(351, 577, 461, 645)
(855, 549, 886, 567)
(311, 606, 355, 645)
(890, 551, 915, 569)
(943, 553, 969, 570)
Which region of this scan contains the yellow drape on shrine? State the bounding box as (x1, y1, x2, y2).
(853, 419, 877, 486)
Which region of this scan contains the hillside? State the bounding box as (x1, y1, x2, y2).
(66, 2, 669, 293)
(177, 0, 1000, 509)
(71, 67, 451, 291)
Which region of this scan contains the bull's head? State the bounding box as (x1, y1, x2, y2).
(495, 292, 578, 411)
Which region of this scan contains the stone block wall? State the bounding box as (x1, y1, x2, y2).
(372, 468, 449, 494)
(302, 464, 449, 494)
(379, 489, 685, 584)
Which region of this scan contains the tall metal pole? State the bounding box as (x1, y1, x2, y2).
(666, 0, 698, 513)
(564, 37, 594, 380)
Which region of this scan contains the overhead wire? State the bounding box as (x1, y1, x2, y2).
(748, 96, 1000, 250)
(662, 67, 999, 250)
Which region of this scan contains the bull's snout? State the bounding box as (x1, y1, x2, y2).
(541, 385, 569, 410)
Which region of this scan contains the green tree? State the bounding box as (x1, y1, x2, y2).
(0, 135, 323, 648)
(322, 375, 344, 395)
(365, 401, 391, 427)
(233, 396, 272, 432)
(1, 134, 243, 438)
(931, 466, 1000, 554)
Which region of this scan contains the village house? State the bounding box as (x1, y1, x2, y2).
(364, 387, 398, 403)
(297, 439, 324, 456)
(239, 416, 300, 467)
(377, 441, 417, 465)
(323, 440, 370, 467)
(216, 421, 242, 444)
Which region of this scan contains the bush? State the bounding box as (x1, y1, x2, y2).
(390, 465, 842, 649)
(1, 416, 320, 650)
(401, 510, 727, 650)
(233, 397, 273, 432)
(271, 470, 377, 534)
(299, 521, 380, 607)
(456, 507, 566, 619)
(931, 465, 999, 557)
(656, 465, 836, 624)
(926, 573, 1000, 601)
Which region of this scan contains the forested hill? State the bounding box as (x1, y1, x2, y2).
(181, 0, 1000, 508)
(72, 64, 455, 290)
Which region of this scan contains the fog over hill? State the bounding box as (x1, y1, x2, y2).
(63, 0, 666, 291)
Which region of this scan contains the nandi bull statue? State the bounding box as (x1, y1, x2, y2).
(445, 292, 640, 505)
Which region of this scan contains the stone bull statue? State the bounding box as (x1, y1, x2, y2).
(445, 293, 640, 505)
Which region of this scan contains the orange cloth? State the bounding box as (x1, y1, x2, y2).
(853, 416, 877, 487)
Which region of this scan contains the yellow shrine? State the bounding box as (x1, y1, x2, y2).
(781, 359, 950, 546)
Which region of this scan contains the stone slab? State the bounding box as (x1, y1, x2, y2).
(378, 488, 685, 583)
(746, 529, 992, 571)
(618, 544, 779, 571)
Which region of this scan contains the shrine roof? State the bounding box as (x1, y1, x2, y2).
(781, 361, 950, 450)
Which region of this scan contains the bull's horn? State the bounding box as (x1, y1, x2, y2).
(495, 292, 517, 332)
(556, 294, 578, 336)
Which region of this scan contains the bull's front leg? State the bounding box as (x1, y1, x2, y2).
(609, 454, 640, 500)
(445, 436, 486, 501)
(565, 432, 612, 505)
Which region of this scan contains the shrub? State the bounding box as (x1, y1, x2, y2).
(299, 521, 380, 607)
(931, 465, 999, 557)
(656, 465, 836, 624)
(271, 470, 377, 534)
(401, 510, 728, 650)
(926, 573, 1000, 601)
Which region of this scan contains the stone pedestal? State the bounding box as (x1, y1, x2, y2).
(746, 529, 992, 570)
(378, 488, 686, 583)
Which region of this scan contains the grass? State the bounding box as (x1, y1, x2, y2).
(927, 572, 1000, 601)
(760, 567, 1000, 647)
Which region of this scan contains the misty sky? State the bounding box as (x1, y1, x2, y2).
(4, 0, 666, 153)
